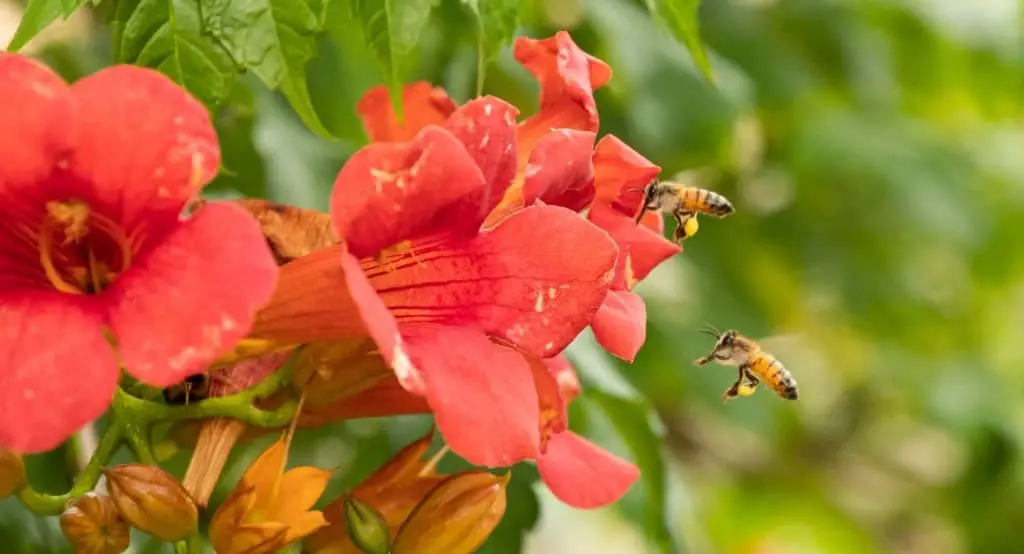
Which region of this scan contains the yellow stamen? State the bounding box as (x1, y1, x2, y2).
(38, 229, 82, 294)
(38, 199, 134, 294)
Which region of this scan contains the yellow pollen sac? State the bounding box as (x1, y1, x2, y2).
(38, 199, 133, 295)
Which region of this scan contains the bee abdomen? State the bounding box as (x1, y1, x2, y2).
(703, 191, 735, 217)
(777, 369, 799, 400)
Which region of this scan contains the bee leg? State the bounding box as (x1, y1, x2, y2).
(721, 367, 746, 402)
(672, 211, 699, 243)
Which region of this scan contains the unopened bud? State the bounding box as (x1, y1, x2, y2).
(103, 464, 198, 541)
(0, 448, 26, 498)
(391, 471, 509, 554)
(344, 496, 390, 554)
(60, 493, 130, 554)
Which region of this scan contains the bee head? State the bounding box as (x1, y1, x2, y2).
(642, 179, 660, 210)
(700, 324, 738, 359)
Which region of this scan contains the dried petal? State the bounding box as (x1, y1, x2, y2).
(343, 496, 390, 554)
(60, 492, 130, 554)
(103, 464, 198, 541)
(391, 471, 508, 554)
(234, 198, 339, 264)
(0, 448, 26, 498)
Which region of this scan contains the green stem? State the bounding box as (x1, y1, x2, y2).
(175, 533, 202, 554)
(476, 30, 487, 97)
(16, 424, 125, 516)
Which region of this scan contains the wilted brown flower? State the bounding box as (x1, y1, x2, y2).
(103, 464, 198, 542)
(208, 435, 331, 554)
(60, 492, 131, 554)
(0, 448, 26, 498)
(391, 471, 509, 554)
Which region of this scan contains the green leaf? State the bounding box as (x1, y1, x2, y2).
(112, 0, 238, 108)
(210, 0, 335, 138)
(476, 464, 541, 554)
(646, 0, 714, 82)
(586, 390, 684, 554)
(461, 0, 518, 95)
(568, 332, 684, 554)
(6, 0, 87, 51)
(347, 0, 442, 115)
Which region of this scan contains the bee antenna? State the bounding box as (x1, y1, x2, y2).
(700, 322, 721, 338)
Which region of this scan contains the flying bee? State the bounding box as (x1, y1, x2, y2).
(162, 373, 212, 405)
(694, 324, 799, 401)
(634, 180, 735, 243)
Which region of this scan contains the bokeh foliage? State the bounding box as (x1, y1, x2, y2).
(3, 0, 1024, 552)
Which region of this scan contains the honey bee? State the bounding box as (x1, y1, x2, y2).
(694, 324, 799, 401)
(634, 180, 735, 243)
(162, 373, 212, 405)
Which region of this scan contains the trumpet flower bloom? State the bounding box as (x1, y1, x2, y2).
(0, 54, 278, 453)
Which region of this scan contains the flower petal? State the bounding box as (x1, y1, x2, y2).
(363, 204, 617, 357)
(109, 202, 278, 387)
(537, 431, 640, 509)
(591, 290, 647, 362)
(440, 97, 520, 221)
(250, 245, 368, 343)
(544, 355, 580, 406)
(330, 126, 488, 259)
(68, 65, 219, 231)
(403, 325, 541, 467)
(298, 378, 431, 428)
(267, 467, 331, 523)
(515, 32, 611, 158)
(525, 354, 567, 451)
(0, 292, 117, 453)
(587, 201, 680, 290)
(521, 129, 597, 212)
(592, 135, 662, 217)
(357, 82, 457, 143)
(0, 53, 71, 192)
(338, 250, 424, 394)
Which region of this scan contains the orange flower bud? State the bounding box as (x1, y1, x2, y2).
(292, 340, 390, 407)
(391, 471, 509, 554)
(343, 496, 390, 554)
(103, 464, 198, 541)
(0, 448, 26, 498)
(304, 431, 444, 554)
(59, 492, 130, 554)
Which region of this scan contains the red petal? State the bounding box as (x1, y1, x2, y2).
(108, 202, 278, 387)
(522, 129, 597, 212)
(68, 65, 220, 232)
(441, 97, 520, 219)
(364, 204, 617, 357)
(537, 431, 640, 509)
(250, 245, 369, 343)
(515, 32, 611, 159)
(591, 290, 647, 362)
(330, 126, 488, 259)
(592, 135, 662, 217)
(0, 292, 118, 453)
(0, 53, 71, 192)
(638, 210, 665, 235)
(588, 202, 680, 290)
(525, 353, 568, 451)
(356, 82, 457, 143)
(338, 249, 425, 394)
(403, 325, 541, 466)
(544, 354, 580, 406)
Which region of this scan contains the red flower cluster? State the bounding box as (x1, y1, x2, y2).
(251, 32, 680, 508)
(0, 54, 278, 453)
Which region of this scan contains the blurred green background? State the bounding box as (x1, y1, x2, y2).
(4, 0, 1024, 552)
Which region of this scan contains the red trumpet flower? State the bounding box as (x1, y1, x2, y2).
(0, 54, 278, 453)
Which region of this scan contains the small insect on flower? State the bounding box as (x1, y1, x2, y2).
(633, 180, 735, 243)
(162, 374, 212, 405)
(694, 324, 799, 402)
